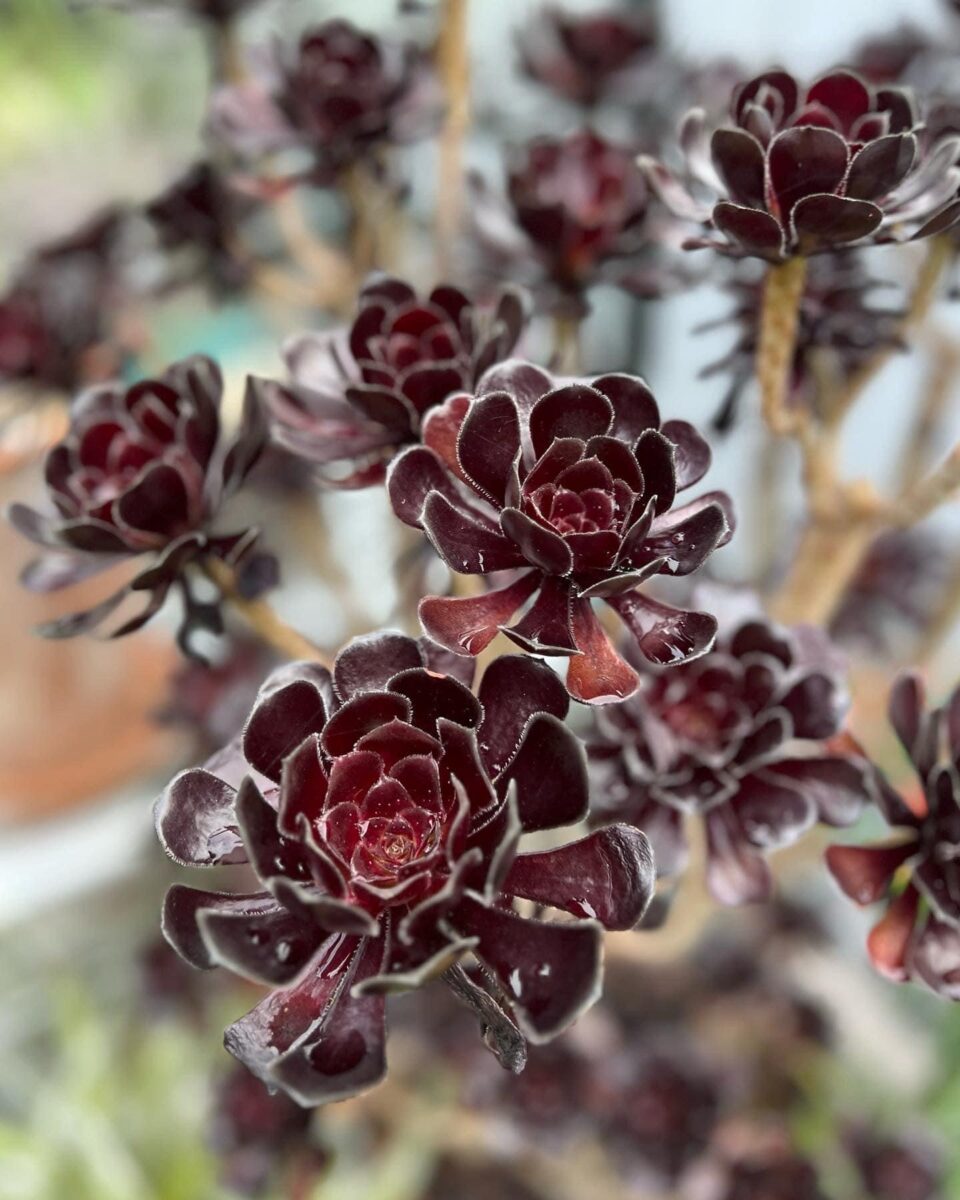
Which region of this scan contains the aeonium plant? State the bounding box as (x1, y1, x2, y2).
(251, 273, 529, 487)
(6, 354, 271, 652)
(388, 360, 735, 704)
(156, 632, 655, 1105)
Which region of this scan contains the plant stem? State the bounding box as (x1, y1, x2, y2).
(552, 310, 583, 374)
(756, 256, 807, 435)
(770, 507, 879, 626)
(341, 163, 378, 277)
(435, 0, 470, 277)
(203, 558, 329, 664)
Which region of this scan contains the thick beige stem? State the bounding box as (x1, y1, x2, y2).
(435, 0, 470, 277)
(756, 256, 807, 435)
(771, 514, 878, 626)
(204, 558, 328, 664)
(552, 311, 583, 374)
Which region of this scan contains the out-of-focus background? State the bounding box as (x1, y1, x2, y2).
(2, 2, 960, 1198)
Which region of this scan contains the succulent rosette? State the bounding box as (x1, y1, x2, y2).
(826, 674, 960, 999)
(589, 596, 871, 903)
(643, 68, 960, 260)
(702, 252, 903, 432)
(517, 6, 660, 109)
(472, 129, 655, 314)
(0, 209, 130, 395)
(7, 354, 269, 649)
(145, 161, 254, 296)
(209, 19, 436, 186)
(252, 274, 528, 487)
(388, 360, 733, 704)
(156, 632, 654, 1105)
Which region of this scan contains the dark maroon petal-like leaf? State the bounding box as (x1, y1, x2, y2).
(416, 636, 475, 687)
(321, 692, 412, 758)
(477, 360, 554, 418)
(35, 586, 130, 639)
(504, 825, 654, 930)
(162, 884, 274, 970)
(198, 900, 326, 986)
(730, 771, 817, 849)
(704, 805, 773, 906)
(502, 576, 578, 655)
(846, 133, 917, 201)
(590, 374, 660, 443)
(333, 631, 423, 701)
(155, 768, 244, 866)
(243, 679, 328, 783)
(661, 419, 712, 490)
(634, 428, 677, 515)
(456, 390, 521, 505)
(889, 672, 925, 762)
(779, 671, 842, 739)
(419, 571, 540, 656)
(450, 894, 602, 1041)
(277, 735, 329, 840)
(567, 598, 640, 704)
(477, 654, 569, 776)
(711, 128, 766, 208)
(607, 591, 717, 667)
(496, 713, 588, 830)
(769, 126, 849, 216)
(713, 202, 785, 260)
(529, 384, 614, 460)
(422, 492, 526, 574)
(825, 840, 916, 905)
(389, 667, 482, 734)
(20, 551, 116, 594)
(6, 502, 64, 549)
(500, 507, 573, 574)
(114, 463, 190, 538)
(344, 385, 416, 434)
(265, 937, 388, 1106)
(764, 756, 869, 826)
(639, 500, 729, 576)
(235, 776, 313, 886)
(57, 519, 133, 554)
(791, 193, 883, 253)
(387, 445, 467, 528)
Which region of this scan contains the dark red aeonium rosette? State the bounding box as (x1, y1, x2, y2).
(155, 633, 654, 1105)
(251, 274, 528, 488)
(826, 673, 960, 999)
(517, 6, 660, 109)
(589, 602, 871, 904)
(145, 161, 255, 297)
(387, 361, 734, 705)
(7, 355, 269, 649)
(0, 208, 129, 395)
(642, 67, 960, 261)
(210, 19, 435, 186)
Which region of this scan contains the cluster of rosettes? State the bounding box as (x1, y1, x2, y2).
(645, 68, 960, 260)
(517, 5, 660, 109)
(156, 633, 654, 1105)
(211, 19, 435, 186)
(701, 252, 904, 432)
(253, 274, 527, 487)
(827, 674, 960, 999)
(8, 355, 268, 649)
(388, 361, 733, 704)
(473, 129, 654, 313)
(589, 602, 871, 904)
